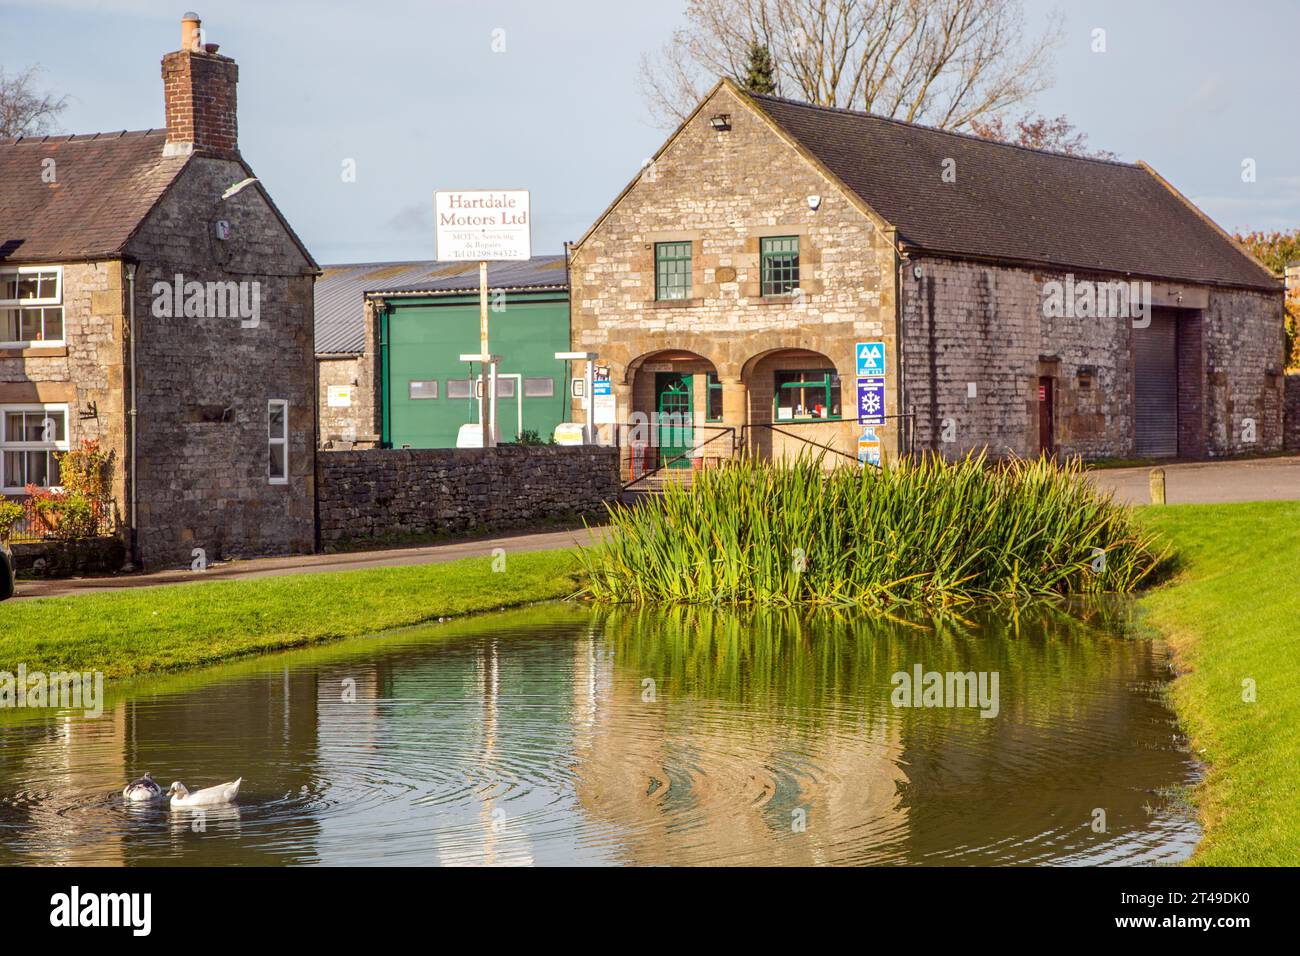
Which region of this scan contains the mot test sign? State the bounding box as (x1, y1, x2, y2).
(435, 190, 531, 261)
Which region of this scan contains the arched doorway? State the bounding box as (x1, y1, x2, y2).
(741, 348, 853, 464)
(624, 349, 724, 476)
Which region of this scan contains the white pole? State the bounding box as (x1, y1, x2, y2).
(584, 360, 594, 444)
(479, 260, 491, 449)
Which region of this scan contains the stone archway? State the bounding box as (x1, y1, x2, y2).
(742, 347, 854, 464)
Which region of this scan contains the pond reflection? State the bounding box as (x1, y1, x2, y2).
(0, 601, 1197, 866)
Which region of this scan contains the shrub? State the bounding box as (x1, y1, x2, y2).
(21, 439, 115, 540)
(578, 453, 1169, 608)
(0, 499, 22, 542)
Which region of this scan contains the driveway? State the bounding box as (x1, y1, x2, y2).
(13, 525, 605, 600)
(1088, 455, 1300, 506)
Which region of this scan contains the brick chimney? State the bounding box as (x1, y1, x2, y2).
(161, 12, 239, 157)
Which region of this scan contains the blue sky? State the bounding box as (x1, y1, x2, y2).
(2, 0, 1296, 264)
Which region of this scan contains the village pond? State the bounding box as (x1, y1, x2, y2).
(0, 601, 1198, 865)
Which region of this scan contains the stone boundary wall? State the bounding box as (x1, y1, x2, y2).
(11, 537, 127, 577)
(316, 445, 621, 550)
(1286, 372, 1300, 452)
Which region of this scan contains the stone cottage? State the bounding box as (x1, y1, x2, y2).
(0, 14, 318, 567)
(570, 78, 1286, 467)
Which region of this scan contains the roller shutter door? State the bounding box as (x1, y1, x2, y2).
(1134, 312, 1178, 457)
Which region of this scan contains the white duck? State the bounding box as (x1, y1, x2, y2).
(167, 778, 242, 808)
(123, 772, 164, 802)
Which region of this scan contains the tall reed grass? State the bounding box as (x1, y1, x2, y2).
(578, 454, 1168, 608)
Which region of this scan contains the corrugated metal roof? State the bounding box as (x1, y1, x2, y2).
(314, 255, 567, 355)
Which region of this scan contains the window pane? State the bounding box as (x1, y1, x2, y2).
(1, 308, 18, 341)
(655, 241, 692, 300)
(43, 308, 63, 340)
(3, 451, 21, 488)
(761, 237, 800, 296)
(707, 372, 723, 421)
(409, 380, 438, 400)
(269, 443, 287, 480)
(447, 379, 473, 400)
(19, 310, 42, 341)
(16, 274, 41, 300)
(524, 377, 554, 398)
(0, 275, 16, 300)
(17, 450, 49, 487)
(269, 402, 286, 437)
(36, 272, 58, 300)
(495, 378, 515, 398)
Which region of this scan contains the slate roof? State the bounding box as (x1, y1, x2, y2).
(314, 255, 568, 355)
(746, 92, 1279, 291)
(0, 130, 189, 263)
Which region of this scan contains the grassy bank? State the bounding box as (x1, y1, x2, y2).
(0, 549, 581, 678)
(1137, 501, 1300, 866)
(582, 455, 1167, 606)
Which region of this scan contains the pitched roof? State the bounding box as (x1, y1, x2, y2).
(0, 129, 189, 263)
(314, 255, 568, 355)
(744, 91, 1280, 292)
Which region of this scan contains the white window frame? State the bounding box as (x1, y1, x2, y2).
(0, 265, 65, 349)
(1, 403, 70, 494)
(268, 399, 289, 485)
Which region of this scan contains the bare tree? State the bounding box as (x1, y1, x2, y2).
(639, 0, 1062, 130)
(0, 66, 68, 139)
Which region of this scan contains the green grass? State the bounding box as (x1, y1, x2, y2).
(581, 454, 1168, 607)
(1136, 500, 1300, 866)
(0, 549, 581, 678)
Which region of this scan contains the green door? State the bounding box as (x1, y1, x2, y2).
(655, 373, 693, 469)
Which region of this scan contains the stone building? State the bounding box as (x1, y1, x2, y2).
(570, 79, 1286, 468)
(0, 14, 317, 567)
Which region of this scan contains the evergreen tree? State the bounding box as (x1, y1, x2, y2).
(741, 42, 777, 95)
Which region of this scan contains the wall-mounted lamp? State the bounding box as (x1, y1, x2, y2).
(709, 114, 732, 132)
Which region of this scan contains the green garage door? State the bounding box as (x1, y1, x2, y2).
(384, 294, 569, 448)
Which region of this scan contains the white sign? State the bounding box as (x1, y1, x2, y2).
(435, 190, 531, 261)
(593, 365, 615, 425)
(327, 385, 352, 408)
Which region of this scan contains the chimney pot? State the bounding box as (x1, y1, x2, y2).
(181, 13, 202, 52)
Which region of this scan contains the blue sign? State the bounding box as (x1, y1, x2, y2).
(857, 377, 886, 425)
(855, 341, 886, 378)
(858, 427, 882, 468)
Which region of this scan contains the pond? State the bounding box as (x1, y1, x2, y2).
(0, 601, 1198, 865)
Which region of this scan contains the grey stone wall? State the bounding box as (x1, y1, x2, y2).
(125, 155, 317, 567)
(901, 256, 1285, 460)
(12, 537, 126, 577)
(316, 445, 620, 550)
(1286, 372, 1300, 452)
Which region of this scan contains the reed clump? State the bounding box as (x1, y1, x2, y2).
(578, 453, 1168, 607)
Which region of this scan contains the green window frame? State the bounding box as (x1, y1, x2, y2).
(773, 369, 840, 422)
(760, 236, 800, 296)
(655, 241, 692, 301)
(706, 372, 724, 422)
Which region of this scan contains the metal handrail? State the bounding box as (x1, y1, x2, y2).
(617, 423, 735, 491)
